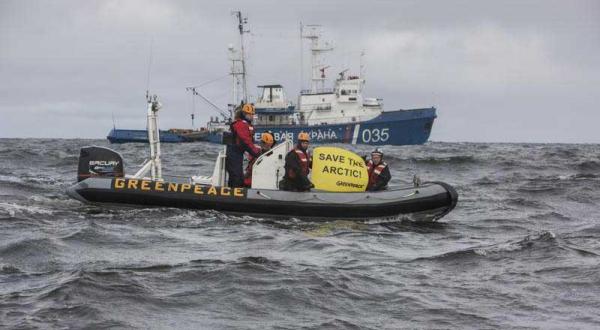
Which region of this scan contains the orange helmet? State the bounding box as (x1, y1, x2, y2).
(242, 103, 255, 116)
(260, 132, 274, 145)
(371, 148, 384, 157)
(298, 132, 310, 142)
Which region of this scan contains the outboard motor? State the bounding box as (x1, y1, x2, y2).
(77, 146, 124, 182)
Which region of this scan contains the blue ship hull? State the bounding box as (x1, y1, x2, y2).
(107, 129, 188, 143)
(213, 107, 436, 146)
(107, 108, 436, 146)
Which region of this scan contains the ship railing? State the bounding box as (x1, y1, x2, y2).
(301, 103, 332, 111)
(255, 107, 295, 114)
(300, 88, 334, 95)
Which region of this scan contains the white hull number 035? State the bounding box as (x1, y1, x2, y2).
(361, 128, 389, 143)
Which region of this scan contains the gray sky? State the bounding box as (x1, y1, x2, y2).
(1, 0, 599, 142)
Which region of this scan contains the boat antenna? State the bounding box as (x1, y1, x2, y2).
(144, 39, 154, 131)
(132, 94, 162, 180)
(232, 11, 249, 103)
(191, 90, 195, 129)
(111, 112, 116, 130)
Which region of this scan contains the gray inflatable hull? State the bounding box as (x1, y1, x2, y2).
(67, 177, 458, 221)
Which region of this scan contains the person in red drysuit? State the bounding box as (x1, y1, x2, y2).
(225, 103, 261, 188)
(243, 132, 275, 187)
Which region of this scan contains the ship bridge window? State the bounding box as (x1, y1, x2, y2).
(269, 115, 274, 122)
(341, 90, 347, 95)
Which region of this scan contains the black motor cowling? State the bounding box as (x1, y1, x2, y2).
(77, 146, 124, 182)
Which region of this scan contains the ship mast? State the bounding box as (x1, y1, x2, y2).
(301, 25, 333, 93)
(228, 44, 243, 118)
(299, 22, 303, 91)
(232, 11, 249, 103)
(360, 50, 365, 79)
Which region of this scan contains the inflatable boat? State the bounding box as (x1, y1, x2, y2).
(66, 95, 458, 221)
(67, 177, 457, 221)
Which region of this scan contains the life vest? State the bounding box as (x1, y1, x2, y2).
(230, 119, 254, 147)
(367, 160, 387, 189)
(288, 148, 310, 178)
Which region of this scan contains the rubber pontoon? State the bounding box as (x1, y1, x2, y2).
(66, 177, 457, 221)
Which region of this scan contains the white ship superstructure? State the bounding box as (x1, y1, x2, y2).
(296, 25, 383, 126)
(254, 85, 295, 126)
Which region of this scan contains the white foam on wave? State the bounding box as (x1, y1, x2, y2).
(474, 230, 556, 256)
(0, 174, 23, 184)
(0, 202, 55, 217)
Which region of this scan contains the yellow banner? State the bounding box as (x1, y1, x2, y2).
(311, 147, 368, 192)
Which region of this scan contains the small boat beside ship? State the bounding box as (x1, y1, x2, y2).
(107, 16, 437, 146)
(72, 95, 457, 221)
(107, 128, 209, 143)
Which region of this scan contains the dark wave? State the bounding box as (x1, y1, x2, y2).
(529, 211, 571, 222)
(505, 197, 549, 209)
(576, 160, 600, 172)
(572, 173, 599, 180)
(410, 155, 478, 165)
(412, 231, 558, 263)
(516, 184, 562, 194)
(540, 146, 578, 159)
(0, 237, 60, 259)
(0, 263, 22, 274)
(237, 256, 283, 269)
(473, 176, 499, 185)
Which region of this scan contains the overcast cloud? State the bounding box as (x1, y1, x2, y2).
(1, 0, 599, 142)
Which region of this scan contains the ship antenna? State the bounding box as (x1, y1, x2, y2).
(360, 50, 365, 79)
(111, 112, 116, 130)
(299, 22, 303, 91)
(146, 38, 154, 93)
(302, 25, 333, 93)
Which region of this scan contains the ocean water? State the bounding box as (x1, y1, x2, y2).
(1, 138, 599, 329)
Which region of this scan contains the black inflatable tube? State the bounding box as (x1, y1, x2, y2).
(75, 184, 456, 220)
(427, 181, 459, 220)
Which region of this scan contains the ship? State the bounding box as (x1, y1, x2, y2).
(107, 128, 209, 143)
(107, 14, 436, 146)
(241, 78, 436, 146)
(204, 22, 436, 146)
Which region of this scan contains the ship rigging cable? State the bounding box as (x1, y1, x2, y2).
(186, 87, 230, 119)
